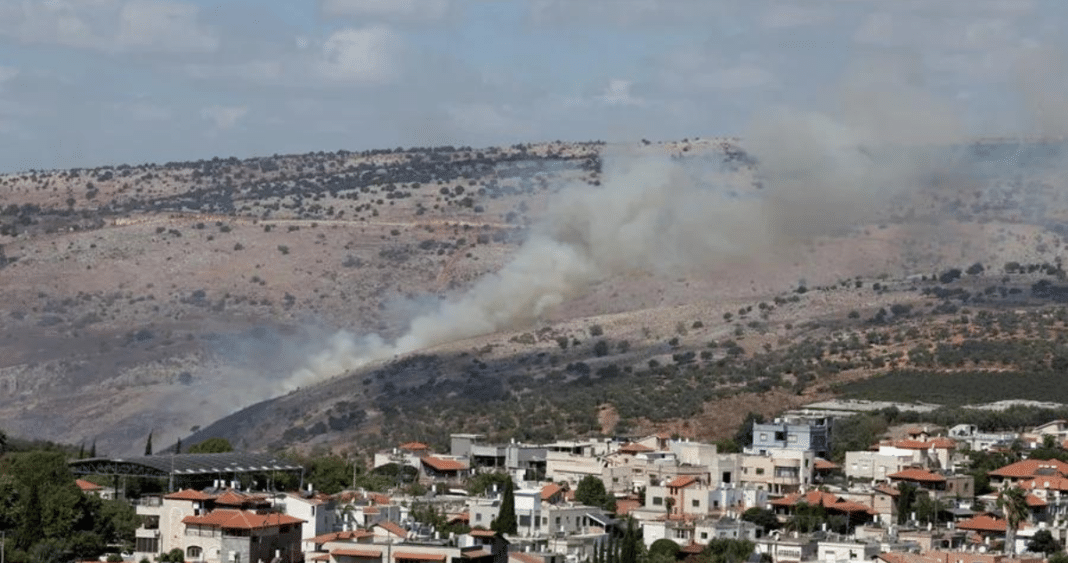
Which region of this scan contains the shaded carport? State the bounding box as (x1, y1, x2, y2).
(68, 452, 305, 493)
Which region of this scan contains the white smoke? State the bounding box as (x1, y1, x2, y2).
(283, 61, 966, 391)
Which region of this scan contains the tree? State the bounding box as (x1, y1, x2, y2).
(491, 477, 517, 535)
(997, 486, 1029, 555)
(305, 455, 354, 495)
(648, 539, 680, 561)
(1027, 529, 1062, 555)
(620, 517, 641, 563)
(187, 437, 233, 454)
(575, 475, 616, 513)
(89, 440, 96, 458)
(732, 413, 765, 450)
(144, 432, 153, 456)
(896, 482, 918, 524)
(702, 538, 755, 563)
(741, 507, 782, 531)
(174, 437, 181, 454)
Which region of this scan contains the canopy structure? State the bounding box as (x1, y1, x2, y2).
(69, 452, 305, 491)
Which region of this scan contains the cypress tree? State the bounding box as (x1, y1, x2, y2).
(491, 477, 518, 535)
(144, 431, 153, 456)
(175, 437, 182, 454)
(89, 440, 96, 458)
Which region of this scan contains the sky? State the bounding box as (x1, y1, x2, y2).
(0, 0, 1065, 173)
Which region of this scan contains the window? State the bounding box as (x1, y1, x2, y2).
(774, 431, 786, 441)
(188, 546, 203, 559)
(700, 532, 708, 540)
(475, 513, 482, 522)
(755, 468, 765, 475)
(519, 515, 531, 526)
(759, 433, 768, 441)
(652, 497, 663, 506)
(692, 500, 700, 507)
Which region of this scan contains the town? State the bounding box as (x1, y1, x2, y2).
(27, 399, 1068, 563)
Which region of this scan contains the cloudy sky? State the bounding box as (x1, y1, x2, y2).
(0, 0, 1064, 172)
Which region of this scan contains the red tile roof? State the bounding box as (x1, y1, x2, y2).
(1019, 476, 1068, 492)
(333, 549, 383, 558)
(182, 509, 304, 530)
(469, 529, 498, 538)
(875, 484, 901, 497)
(667, 476, 698, 489)
(955, 514, 1008, 532)
(214, 490, 268, 507)
(392, 553, 446, 561)
(990, 459, 1068, 479)
(510, 553, 544, 563)
(399, 442, 429, 450)
(888, 468, 947, 483)
(310, 554, 331, 561)
(461, 549, 491, 558)
(307, 530, 374, 544)
(615, 499, 641, 516)
(75, 479, 102, 491)
(369, 492, 391, 505)
(165, 489, 214, 501)
(619, 442, 654, 454)
(541, 483, 562, 500)
(770, 490, 875, 514)
(1026, 493, 1048, 507)
(421, 456, 468, 472)
(376, 521, 407, 537)
(814, 459, 840, 471)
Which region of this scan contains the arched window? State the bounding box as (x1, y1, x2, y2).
(187, 545, 203, 559)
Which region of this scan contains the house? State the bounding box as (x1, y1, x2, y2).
(133, 488, 305, 563)
(739, 449, 814, 494)
(816, 536, 882, 563)
(769, 490, 876, 527)
(420, 456, 471, 484)
(845, 451, 912, 481)
(313, 530, 509, 563)
(876, 437, 956, 470)
(374, 442, 432, 470)
(887, 468, 974, 500)
(279, 492, 337, 542)
(748, 416, 833, 458)
(988, 459, 1068, 489)
(181, 509, 305, 563)
(947, 424, 1017, 452)
(753, 534, 818, 563)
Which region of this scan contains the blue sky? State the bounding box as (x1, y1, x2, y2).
(0, 0, 1065, 172)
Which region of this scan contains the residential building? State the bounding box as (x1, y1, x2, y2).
(947, 424, 1017, 452)
(887, 468, 974, 501)
(845, 451, 912, 481)
(753, 534, 818, 563)
(739, 449, 814, 494)
(748, 416, 833, 458)
(134, 488, 305, 563)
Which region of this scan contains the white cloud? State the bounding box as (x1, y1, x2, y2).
(200, 105, 248, 130)
(321, 0, 449, 21)
(597, 79, 644, 106)
(317, 26, 401, 84)
(0, 0, 218, 54)
(116, 0, 218, 53)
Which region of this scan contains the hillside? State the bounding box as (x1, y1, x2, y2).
(3, 138, 1068, 455)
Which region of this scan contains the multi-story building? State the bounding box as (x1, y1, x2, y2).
(748, 417, 833, 458)
(134, 488, 304, 563)
(739, 449, 815, 494)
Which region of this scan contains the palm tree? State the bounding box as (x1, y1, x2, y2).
(997, 486, 1029, 555)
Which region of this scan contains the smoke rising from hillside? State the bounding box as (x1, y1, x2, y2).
(283, 63, 965, 391)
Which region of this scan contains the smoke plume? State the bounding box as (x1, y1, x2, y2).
(284, 61, 967, 391)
